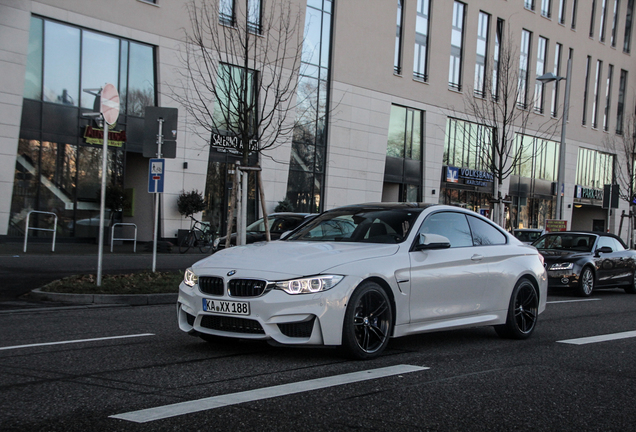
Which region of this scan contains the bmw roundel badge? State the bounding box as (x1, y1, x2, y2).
(227, 270, 236, 276)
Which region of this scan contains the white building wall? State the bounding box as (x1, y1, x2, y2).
(0, 0, 30, 235)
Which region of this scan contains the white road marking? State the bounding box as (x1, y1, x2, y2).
(558, 330, 636, 345)
(0, 333, 155, 351)
(547, 298, 601, 304)
(111, 364, 428, 423)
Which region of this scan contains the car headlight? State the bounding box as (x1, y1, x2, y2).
(275, 275, 344, 295)
(183, 267, 198, 287)
(549, 262, 574, 271)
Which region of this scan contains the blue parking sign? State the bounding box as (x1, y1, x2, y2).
(148, 158, 165, 193)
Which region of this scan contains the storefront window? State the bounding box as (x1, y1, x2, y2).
(11, 139, 123, 238)
(513, 135, 559, 182)
(43, 21, 80, 106)
(127, 42, 156, 116)
(24, 17, 43, 100)
(444, 118, 492, 171)
(576, 147, 614, 188)
(81, 31, 119, 109)
(387, 105, 422, 159)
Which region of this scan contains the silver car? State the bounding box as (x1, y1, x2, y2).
(178, 203, 547, 359)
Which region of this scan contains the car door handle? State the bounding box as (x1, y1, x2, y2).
(471, 254, 484, 262)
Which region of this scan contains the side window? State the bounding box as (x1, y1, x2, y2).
(597, 236, 614, 251)
(467, 215, 507, 245)
(419, 212, 472, 247)
(612, 238, 626, 251)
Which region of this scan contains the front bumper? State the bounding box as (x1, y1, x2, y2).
(546, 270, 580, 288)
(177, 277, 360, 346)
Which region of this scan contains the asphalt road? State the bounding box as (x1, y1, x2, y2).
(1, 289, 636, 431)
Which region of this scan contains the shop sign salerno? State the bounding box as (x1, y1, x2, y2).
(446, 166, 494, 187)
(83, 126, 127, 147)
(211, 133, 258, 154)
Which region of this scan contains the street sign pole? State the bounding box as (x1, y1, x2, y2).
(95, 83, 119, 286)
(152, 119, 164, 273)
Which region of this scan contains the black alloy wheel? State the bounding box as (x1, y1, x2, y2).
(578, 266, 595, 297)
(342, 282, 393, 360)
(495, 278, 539, 339)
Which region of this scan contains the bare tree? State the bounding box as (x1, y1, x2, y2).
(170, 0, 304, 244)
(456, 32, 558, 227)
(603, 109, 636, 246)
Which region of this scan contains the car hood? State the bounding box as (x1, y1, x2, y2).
(538, 249, 590, 261)
(193, 240, 400, 278)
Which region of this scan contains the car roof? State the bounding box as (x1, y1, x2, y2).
(540, 231, 627, 245)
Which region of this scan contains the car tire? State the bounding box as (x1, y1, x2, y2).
(625, 271, 636, 294)
(494, 278, 539, 340)
(341, 282, 393, 360)
(578, 266, 595, 297)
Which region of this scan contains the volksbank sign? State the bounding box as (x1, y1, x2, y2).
(446, 166, 494, 187)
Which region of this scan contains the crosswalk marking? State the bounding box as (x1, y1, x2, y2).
(110, 364, 428, 423)
(558, 330, 636, 345)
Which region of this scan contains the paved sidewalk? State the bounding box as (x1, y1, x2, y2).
(0, 240, 210, 311)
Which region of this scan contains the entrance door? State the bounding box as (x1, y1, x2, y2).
(592, 219, 606, 232)
(204, 149, 258, 237)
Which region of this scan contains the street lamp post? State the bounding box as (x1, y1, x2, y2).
(537, 56, 572, 221)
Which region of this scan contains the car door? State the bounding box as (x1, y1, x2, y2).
(595, 236, 631, 286)
(408, 211, 490, 323)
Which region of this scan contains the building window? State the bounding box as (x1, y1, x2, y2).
(599, 0, 608, 41)
(247, 0, 262, 33)
(387, 105, 423, 160)
(604, 64, 614, 131)
(514, 135, 560, 182)
(395, 0, 404, 74)
(610, 0, 620, 47)
(444, 118, 492, 171)
(559, 0, 567, 24)
(413, 0, 431, 81)
(542, 0, 552, 17)
(582, 56, 591, 126)
(212, 63, 257, 136)
(474, 12, 490, 97)
(576, 148, 614, 189)
(616, 69, 627, 134)
(591, 60, 602, 129)
(625, 0, 634, 53)
(572, 0, 578, 28)
(286, 0, 332, 213)
(449, 1, 465, 91)
(525, 0, 535, 10)
(219, 0, 234, 26)
(23, 16, 155, 115)
(492, 18, 504, 99)
(590, 0, 597, 38)
(534, 37, 548, 113)
(518, 29, 532, 108)
(551, 42, 562, 117)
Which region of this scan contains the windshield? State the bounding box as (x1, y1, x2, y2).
(286, 207, 422, 243)
(533, 233, 596, 252)
(514, 230, 542, 243)
(246, 215, 306, 234)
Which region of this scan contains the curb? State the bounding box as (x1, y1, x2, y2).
(29, 289, 177, 306)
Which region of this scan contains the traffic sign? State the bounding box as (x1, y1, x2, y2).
(148, 158, 165, 193)
(100, 83, 120, 125)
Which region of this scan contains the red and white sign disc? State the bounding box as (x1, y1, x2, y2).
(100, 83, 120, 125)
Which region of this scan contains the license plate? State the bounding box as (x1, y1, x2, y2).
(202, 298, 250, 316)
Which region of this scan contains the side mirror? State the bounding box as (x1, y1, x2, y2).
(415, 233, 451, 250)
(595, 246, 613, 256)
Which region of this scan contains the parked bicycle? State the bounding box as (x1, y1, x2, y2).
(178, 216, 215, 254)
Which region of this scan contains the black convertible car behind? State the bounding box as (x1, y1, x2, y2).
(533, 231, 636, 297)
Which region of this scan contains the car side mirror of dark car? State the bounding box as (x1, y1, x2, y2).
(595, 246, 613, 256)
(415, 233, 451, 251)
